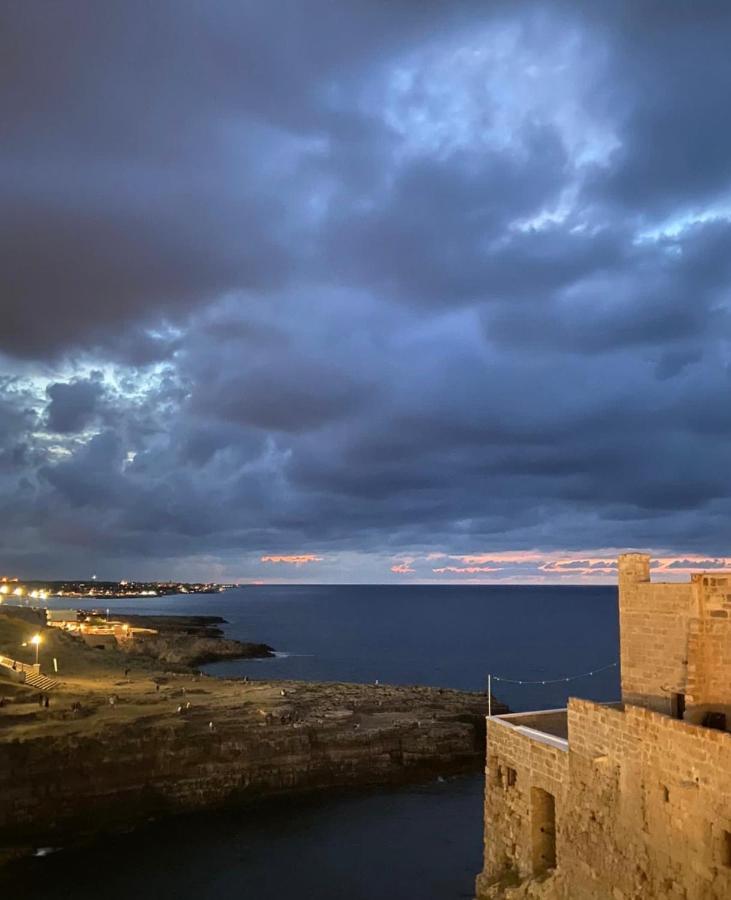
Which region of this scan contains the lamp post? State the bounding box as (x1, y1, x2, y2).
(30, 633, 41, 666)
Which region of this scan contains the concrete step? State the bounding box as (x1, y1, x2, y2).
(24, 672, 58, 692)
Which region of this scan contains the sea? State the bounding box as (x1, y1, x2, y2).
(7, 584, 620, 900)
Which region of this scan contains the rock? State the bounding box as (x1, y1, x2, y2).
(113, 614, 275, 668)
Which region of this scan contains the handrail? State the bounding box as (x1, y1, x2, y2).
(0, 654, 37, 674)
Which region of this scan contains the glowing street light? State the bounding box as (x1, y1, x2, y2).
(30, 633, 41, 665)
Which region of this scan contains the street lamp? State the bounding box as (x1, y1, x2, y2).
(30, 633, 41, 666)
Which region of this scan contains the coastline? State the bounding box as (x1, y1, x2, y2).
(111, 613, 275, 667)
(0, 609, 505, 861)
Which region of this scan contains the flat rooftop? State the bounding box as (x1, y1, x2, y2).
(491, 703, 626, 751)
(491, 708, 569, 751)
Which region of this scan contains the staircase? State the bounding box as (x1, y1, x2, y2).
(24, 671, 58, 692)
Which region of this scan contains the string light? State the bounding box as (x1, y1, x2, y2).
(490, 660, 618, 686)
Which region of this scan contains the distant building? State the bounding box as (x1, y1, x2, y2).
(476, 553, 731, 899)
(46, 609, 79, 624)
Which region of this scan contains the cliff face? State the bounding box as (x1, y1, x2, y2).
(0, 679, 499, 851)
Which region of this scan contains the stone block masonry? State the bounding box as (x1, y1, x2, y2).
(477, 554, 731, 900)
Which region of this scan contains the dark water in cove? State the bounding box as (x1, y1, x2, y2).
(10, 585, 619, 900)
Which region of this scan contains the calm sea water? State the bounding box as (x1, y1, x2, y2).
(7, 585, 619, 899)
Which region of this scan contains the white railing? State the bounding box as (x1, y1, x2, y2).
(0, 655, 39, 675)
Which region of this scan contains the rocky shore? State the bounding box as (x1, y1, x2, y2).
(0, 609, 506, 861)
(115, 614, 275, 667)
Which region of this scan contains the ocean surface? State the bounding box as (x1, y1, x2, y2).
(7, 584, 620, 899)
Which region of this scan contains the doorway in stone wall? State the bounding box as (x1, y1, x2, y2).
(531, 787, 556, 874)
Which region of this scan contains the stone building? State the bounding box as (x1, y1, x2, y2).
(475, 554, 731, 900)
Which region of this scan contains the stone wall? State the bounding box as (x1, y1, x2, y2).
(686, 575, 731, 726)
(477, 699, 731, 900)
(686, 618, 731, 727)
(561, 699, 731, 900)
(618, 558, 731, 724)
(476, 715, 568, 897)
(618, 555, 694, 714)
(478, 557, 731, 899)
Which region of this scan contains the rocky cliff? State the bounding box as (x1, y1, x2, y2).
(0, 677, 503, 855)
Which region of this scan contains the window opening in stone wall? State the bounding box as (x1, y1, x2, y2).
(662, 786, 669, 803)
(671, 692, 685, 720)
(506, 767, 517, 787)
(531, 787, 556, 874)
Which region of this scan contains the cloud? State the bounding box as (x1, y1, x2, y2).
(391, 558, 416, 575)
(261, 555, 324, 565)
(3, 3, 731, 579)
(45, 378, 104, 433)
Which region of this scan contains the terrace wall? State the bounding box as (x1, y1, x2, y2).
(477, 699, 731, 899)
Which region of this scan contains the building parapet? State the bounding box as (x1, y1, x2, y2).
(489, 709, 569, 752)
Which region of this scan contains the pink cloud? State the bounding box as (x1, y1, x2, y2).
(261, 554, 323, 566)
(389, 549, 731, 583)
(391, 555, 416, 574)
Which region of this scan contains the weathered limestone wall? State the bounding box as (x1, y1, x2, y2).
(479, 558, 731, 899)
(686, 618, 731, 725)
(477, 699, 731, 900)
(686, 574, 731, 725)
(476, 716, 568, 897)
(618, 554, 695, 714)
(560, 699, 731, 900)
(619, 558, 731, 723)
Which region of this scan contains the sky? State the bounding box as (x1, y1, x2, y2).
(2, 1, 731, 584)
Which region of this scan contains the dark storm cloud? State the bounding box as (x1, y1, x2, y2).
(0, 0, 473, 359)
(322, 126, 569, 306)
(3, 1, 731, 580)
(585, 3, 731, 215)
(45, 378, 104, 433)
